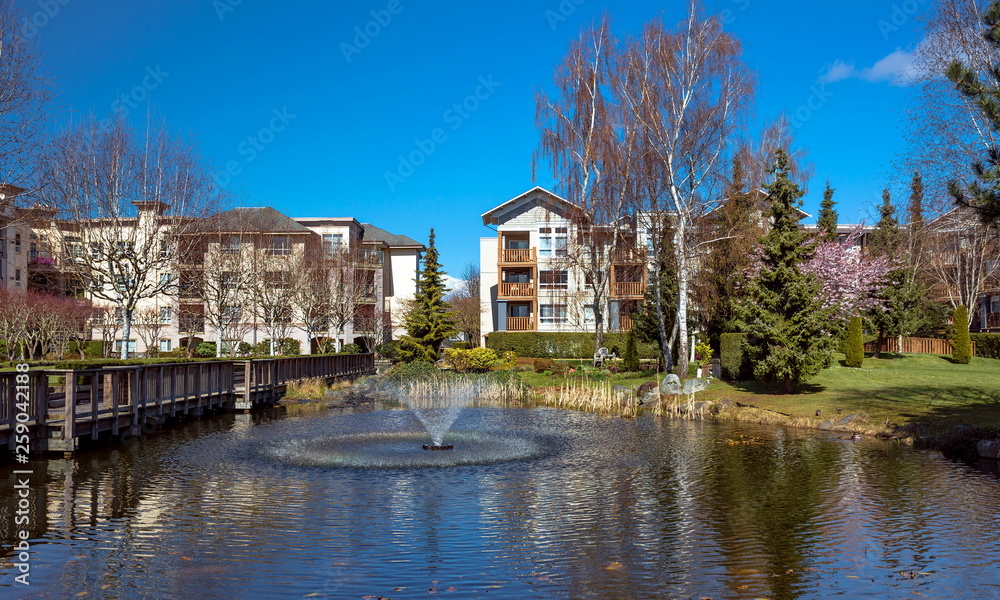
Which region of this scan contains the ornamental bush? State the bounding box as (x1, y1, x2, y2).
(953, 305, 972, 364)
(971, 333, 1000, 359)
(622, 329, 640, 372)
(844, 316, 864, 368)
(719, 333, 748, 381)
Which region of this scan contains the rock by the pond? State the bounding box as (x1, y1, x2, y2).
(638, 391, 659, 406)
(612, 384, 631, 397)
(659, 374, 682, 397)
(977, 439, 1000, 460)
(637, 381, 658, 395)
(818, 420, 835, 431)
(836, 413, 864, 426)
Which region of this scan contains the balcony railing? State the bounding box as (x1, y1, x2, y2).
(499, 282, 535, 298)
(988, 313, 1000, 329)
(506, 317, 535, 331)
(612, 247, 647, 263)
(501, 248, 536, 263)
(619, 315, 634, 332)
(611, 282, 645, 297)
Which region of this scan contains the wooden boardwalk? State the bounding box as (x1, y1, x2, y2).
(0, 353, 374, 455)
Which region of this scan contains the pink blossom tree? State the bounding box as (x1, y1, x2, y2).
(802, 228, 896, 318)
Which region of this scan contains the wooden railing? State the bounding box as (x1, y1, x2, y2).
(501, 248, 536, 263)
(0, 354, 376, 455)
(987, 313, 1000, 329)
(506, 317, 535, 331)
(611, 282, 645, 297)
(499, 282, 535, 297)
(612, 247, 647, 263)
(864, 337, 977, 355)
(618, 315, 634, 332)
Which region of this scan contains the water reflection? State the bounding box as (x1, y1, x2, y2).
(2, 407, 999, 599)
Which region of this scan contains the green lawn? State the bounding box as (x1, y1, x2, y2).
(520, 353, 1000, 434)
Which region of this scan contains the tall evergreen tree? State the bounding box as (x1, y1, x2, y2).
(867, 188, 922, 356)
(694, 153, 763, 344)
(946, 2, 1000, 227)
(398, 229, 458, 362)
(952, 305, 972, 364)
(733, 150, 835, 394)
(816, 181, 839, 242)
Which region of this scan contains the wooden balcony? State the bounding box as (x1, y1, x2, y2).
(499, 282, 535, 298)
(619, 315, 634, 332)
(612, 247, 647, 264)
(611, 282, 645, 297)
(988, 313, 1000, 329)
(500, 248, 536, 264)
(506, 317, 535, 331)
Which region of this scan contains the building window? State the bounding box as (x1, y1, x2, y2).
(539, 227, 567, 258)
(539, 270, 568, 290)
(14, 234, 21, 253)
(159, 339, 172, 353)
(159, 240, 170, 258)
(270, 236, 291, 255)
(266, 271, 291, 289)
(90, 242, 103, 259)
(583, 305, 595, 323)
(992, 296, 1000, 313)
(160, 306, 173, 325)
(221, 236, 241, 254)
(509, 304, 530, 318)
(323, 233, 344, 254)
(539, 304, 568, 325)
(114, 340, 137, 353)
(221, 271, 239, 289)
(159, 273, 173, 287)
(221, 305, 243, 323)
(14, 269, 21, 283)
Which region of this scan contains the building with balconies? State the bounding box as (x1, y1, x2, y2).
(480, 187, 649, 342)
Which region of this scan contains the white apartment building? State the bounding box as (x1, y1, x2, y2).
(479, 187, 648, 344)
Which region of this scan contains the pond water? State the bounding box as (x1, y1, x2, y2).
(2, 406, 999, 599)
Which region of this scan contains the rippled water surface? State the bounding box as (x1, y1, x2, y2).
(2, 406, 1000, 599)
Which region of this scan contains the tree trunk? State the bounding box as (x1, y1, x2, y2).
(675, 226, 690, 378)
(784, 376, 794, 394)
(120, 309, 133, 360)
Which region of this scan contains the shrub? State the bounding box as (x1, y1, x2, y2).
(953, 305, 972, 364)
(501, 351, 517, 370)
(450, 342, 471, 350)
(694, 341, 713, 364)
(622, 330, 640, 372)
(384, 360, 439, 382)
(196, 342, 217, 358)
(68, 341, 104, 358)
(339, 343, 362, 355)
(719, 333, 748, 381)
(533, 358, 554, 373)
(376, 341, 401, 359)
(465, 348, 499, 372)
(279, 338, 301, 356)
(844, 316, 864, 368)
(971, 333, 1000, 359)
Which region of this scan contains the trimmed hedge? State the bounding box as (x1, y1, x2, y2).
(971, 333, 1000, 359)
(720, 333, 749, 380)
(485, 332, 659, 359)
(844, 316, 864, 368)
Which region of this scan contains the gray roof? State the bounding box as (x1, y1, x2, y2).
(192, 207, 313, 234)
(361, 223, 424, 249)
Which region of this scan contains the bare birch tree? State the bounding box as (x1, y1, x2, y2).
(925, 207, 1000, 321)
(0, 0, 49, 209)
(614, 3, 753, 375)
(41, 114, 218, 358)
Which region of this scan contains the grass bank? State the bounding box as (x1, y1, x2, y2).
(521, 353, 1000, 441)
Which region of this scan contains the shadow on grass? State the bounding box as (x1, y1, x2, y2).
(727, 379, 826, 396)
(824, 384, 1000, 431)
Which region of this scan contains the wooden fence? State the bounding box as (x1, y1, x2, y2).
(864, 337, 977, 355)
(0, 353, 374, 455)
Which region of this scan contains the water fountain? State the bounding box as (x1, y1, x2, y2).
(262, 377, 546, 469)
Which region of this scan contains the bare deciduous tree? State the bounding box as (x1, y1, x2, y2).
(925, 207, 1000, 321)
(133, 306, 166, 357)
(41, 114, 218, 358)
(447, 263, 483, 346)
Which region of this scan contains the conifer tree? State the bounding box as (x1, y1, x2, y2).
(398, 229, 458, 362)
(844, 315, 864, 368)
(622, 328, 640, 372)
(946, 2, 1000, 227)
(733, 150, 835, 394)
(816, 181, 839, 242)
(952, 305, 972, 364)
(866, 189, 922, 357)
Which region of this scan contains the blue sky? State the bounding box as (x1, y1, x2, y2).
(17, 0, 927, 281)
